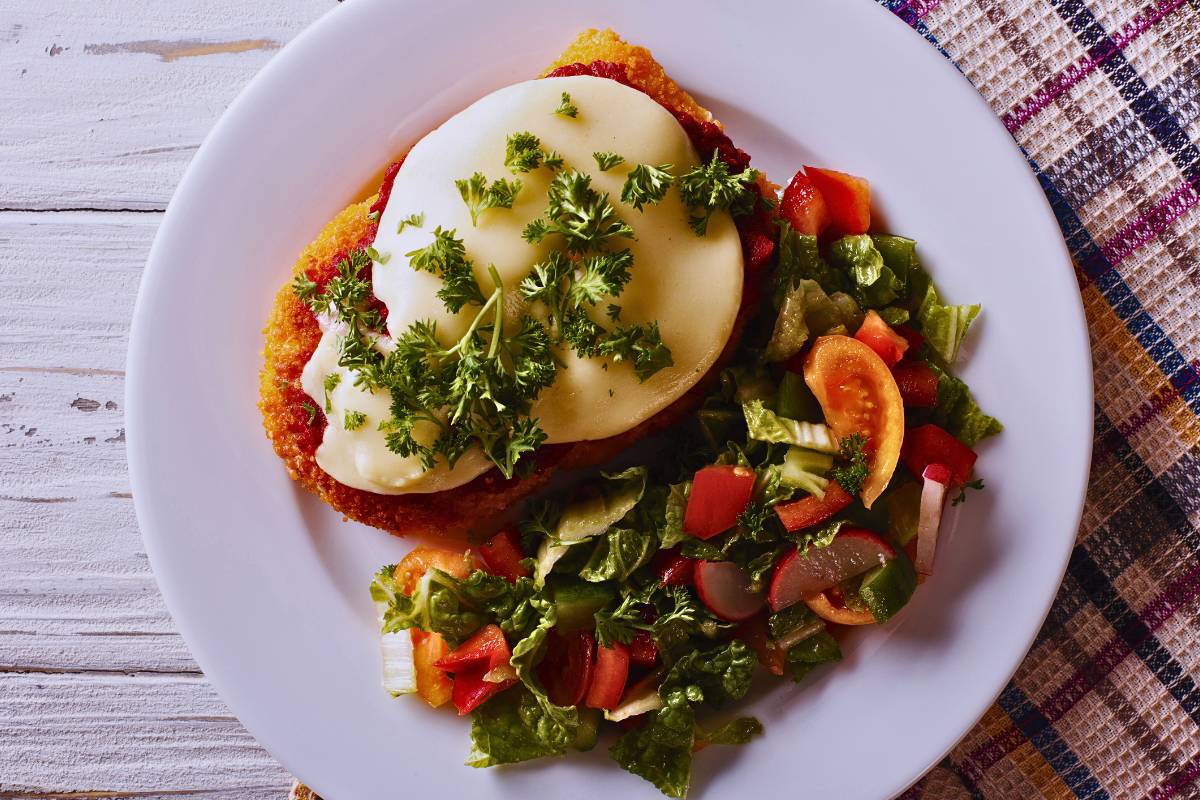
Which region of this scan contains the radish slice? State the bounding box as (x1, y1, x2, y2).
(768, 528, 895, 612)
(694, 561, 765, 621)
(916, 464, 952, 576)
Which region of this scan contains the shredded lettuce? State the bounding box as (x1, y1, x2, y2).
(508, 598, 581, 749)
(917, 283, 980, 365)
(784, 629, 842, 683)
(579, 525, 657, 582)
(774, 222, 844, 300)
(884, 482, 922, 546)
(467, 687, 572, 767)
(765, 278, 862, 362)
(926, 360, 1003, 445)
(742, 400, 838, 453)
(780, 446, 833, 498)
(787, 518, 850, 555)
(827, 235, 902, 308)
(697, 717, 763, 746)
(658, 481, 691, 549)
(371, 566, 490, 647)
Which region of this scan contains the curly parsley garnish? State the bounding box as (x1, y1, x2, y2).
(405, 227, 488, 313)
(455, 173, 522, 226)
(677, 152, 759, 235)
(621, 163, 674, 211)
(344, 410, 367, 431)
(396, 212, 424, 234)
(593, 151, 625, 172)
(555, 91, 578, 118)
(831, 432, 870, 496)
(322, 373, 341, 412)
(523, 169, 634, 253)
(301, 400, 319, 426)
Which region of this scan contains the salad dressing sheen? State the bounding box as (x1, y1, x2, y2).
(301, 76, 743, 494)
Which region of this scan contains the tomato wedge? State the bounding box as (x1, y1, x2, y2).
(538, 629, 596, 707)
(410, 629, 454, 708)
(683, 465, 757, 539)
(804, 166, 871, 236)
(629, 631, 659, 667)
(394, 546, 470, 593)
(477, 527, 530, 583)
(804, 335, 904, 508)
(780, 170, 831, 235)
(737, 613, 785, 676)
(586, 642, 631, 710)
(854, 310, 909, 367)
(392, 547, 471, 709)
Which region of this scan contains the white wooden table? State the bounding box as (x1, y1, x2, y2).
(0, 3, 336, 795)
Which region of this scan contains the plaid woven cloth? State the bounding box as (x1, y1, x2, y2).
(291, 2, 1200, 798)
(877, 0, 1200, 798)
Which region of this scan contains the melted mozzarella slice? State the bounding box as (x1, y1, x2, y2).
(305, 75, 744, 494)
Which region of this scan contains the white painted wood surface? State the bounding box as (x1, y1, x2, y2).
(0, 2, 334, 796)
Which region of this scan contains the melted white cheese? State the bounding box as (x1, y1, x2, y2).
(304, 75, 743, 494)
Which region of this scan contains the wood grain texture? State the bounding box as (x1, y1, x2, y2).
(0, 2, 336, 795)
(0, 0, 330, 211)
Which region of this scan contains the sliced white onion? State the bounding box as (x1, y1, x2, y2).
(483, 664, 518, 684)
(604, 674, 664, 722)
(916, 464, 952, 576)
(773, 619, 825, 652)
(380, 628, 417, 697)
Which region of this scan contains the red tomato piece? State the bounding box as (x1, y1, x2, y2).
(435, 624, 510, 673)
(774, 482, 854, 532)
(652, 547, 696, 586)
(737, 613, 785, 676)
(804, 166, 871, 236)
(854, 310, 909, 367)
(683, 465, 757, 539)
(895, 324, 925, 354)
(538, 629, 596, 707)
(780, 170, 831, 236)
(586, 642, 631, 710)
(629, 632, 658, 667)
(891, 362, 940, 407)
(901, 424, 977, 487)
(477, 527, 530, 583)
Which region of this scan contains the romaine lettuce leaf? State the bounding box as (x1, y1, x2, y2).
(610, 687, 696, 798)
(742, 400, 838, 453)
(508, 598, 580, 749)
(697, 717, 763, 746)
(787, 518, 849, 555)
(785, 629, 842, 683)
(884, 482, 922, 546)
(917, 284, 980, 365)
(765, 278, 862, 362)
(467, 687, 572, 767)
(658, 481, 691, 550)
(774, 222, 844, 301)
(927, 361, 1003, 445)
(780, 446, 834, 498)
(578, 525, 657, 582)
(827, 235, 902, 308)
(371, 566, 491, 646)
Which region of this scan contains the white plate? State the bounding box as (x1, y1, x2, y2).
(127, 1, 1092, 797)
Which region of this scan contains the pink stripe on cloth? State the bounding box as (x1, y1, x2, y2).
(1147, 751, 1200, 800)
(959, 557, 1200, 782)
(1094, 176, 1200, 273)
(1002, 0, 1186, 133)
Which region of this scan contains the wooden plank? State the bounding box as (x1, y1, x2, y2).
(0, 0, 330, 210)
(0, 672, 288, 796)
(0, 211, 154, 372)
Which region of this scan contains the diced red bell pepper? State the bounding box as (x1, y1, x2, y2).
(653, 547, 696, 586)
(586, 641, 631, 710)
(435, 624, 510, 673)
(891, 362, 939, 407)
(538, 629, 595, 707)
(804, 166, 871, 236)
(449, 667, 517, 716)
(684, 465, 757, 539)
(774, 482, 854, 532)
(901, 424, 977, 487)
(780, 170, 831, 236)
(477, 527, 529, 583)
(629, 631, 658, 667)
(895, 325, 925, 355)
(854, 310, 909, 367)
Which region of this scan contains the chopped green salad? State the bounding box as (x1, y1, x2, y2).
(369, 166, 1000, 797)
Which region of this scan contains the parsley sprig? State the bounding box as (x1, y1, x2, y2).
(677, 152, 759, 235)
(831, 432, 870, 496)
(593, 151, 625, 172)
(455, 173, 522, 226)
(621, 163, 674, 211)
(523, 169, 635, 253)
(504, 132, 563, 174)
(555, 91, 578, 118)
